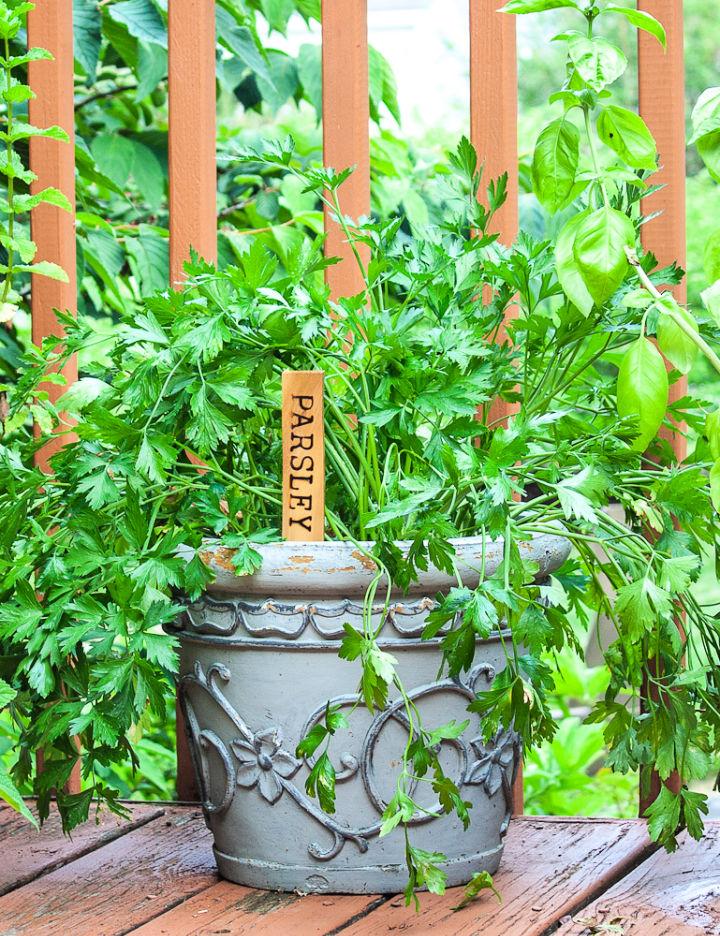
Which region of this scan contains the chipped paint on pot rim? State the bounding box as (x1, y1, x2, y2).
(180, 532, 571, 597)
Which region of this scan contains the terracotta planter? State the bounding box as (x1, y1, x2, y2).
(170, 533, 570, 894)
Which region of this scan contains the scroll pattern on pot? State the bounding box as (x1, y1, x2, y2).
(177, 595, 442, 640)
(178, 660, 520, 862)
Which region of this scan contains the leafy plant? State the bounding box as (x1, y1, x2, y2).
(3, 0, 720, 909)
(0, 0, 418, 384)
(524, 649, 637, 818)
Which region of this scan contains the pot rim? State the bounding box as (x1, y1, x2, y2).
(181, 530, 571, 597)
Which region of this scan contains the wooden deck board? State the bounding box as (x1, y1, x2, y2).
(0, 801, 164, 897)
(131, 885, 387, 936)
(556, 821, 720, 936)
(0, 806, 217, 935)
(345, 817, 656, 936)
(1, 806, 717, 935)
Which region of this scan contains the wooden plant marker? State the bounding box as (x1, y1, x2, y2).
(282, 371, 325, 542)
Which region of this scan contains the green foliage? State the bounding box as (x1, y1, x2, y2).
(524, 651, 636, 818)
(3, 124, 720, 891)
(0, 0, 427, 383)
(2, 0, 720, 902)
(452, 870, 501, 912)
(617, 337, 668, 452)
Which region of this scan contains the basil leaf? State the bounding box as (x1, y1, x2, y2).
(711, 461, 720, 513)
(690, 89, 720, 180)
(567, 36, 628, 92)
(532, 116, 580, 213)
(500, 0, 579, 12)
(555, 209, 595, 316)
(697, 131, 720, 184)
(706, 409, 720, 460)
(572, 206, 635, 306)
(690, 87, 720, 144)
(617, 337, 669, 451)
(655, 298, 699, 375)
(597, 105, 657, 170)
(603, 5, 666, 48)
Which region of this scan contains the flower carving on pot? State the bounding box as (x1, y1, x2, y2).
(231, 727, 301, 803)
(466, 731, 516, 796)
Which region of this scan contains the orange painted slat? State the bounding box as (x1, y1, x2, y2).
(168, 0, 217, 285)
(27, 0, 78, 466)
(321, 0, 370, 298)
(469, 0, 519, 249)
(638, 0, 687, 463)
(27, 0, 81, 796)
(469, 0, 522, 813)
(168, 0, 217, 800)
(637, 0, 686, 816)
(639, 0, 687, 457)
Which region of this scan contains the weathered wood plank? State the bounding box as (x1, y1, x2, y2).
(0, 802, 164, 897)
(131, 884, 384, 936)
(0, 807, 217, 935)
(345, 818, 655, 936)
(557, 822, 720, 936)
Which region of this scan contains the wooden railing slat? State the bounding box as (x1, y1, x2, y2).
(168, 0, 217, 800)
(637, 0, 686, 814)
(27, 0, 81, 796)
(321, 0, 370, 298)
(638, 0, 687, 461)
(27, 0, 78, 467)
(469, 0, 522, 814)
(168, 0, 217, 285)
(469, 0, 519, 249)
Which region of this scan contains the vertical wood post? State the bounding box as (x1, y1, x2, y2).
(27, 0, 78, 468)
(469, 0, 523, 814)
(469, 0, 519, 251)
(27, 0, 81, 795)
(638, 0, 686, 815)
(168, 0, 217, 800)
(321, 0, 370, 298)
(168, 0, 217, 285)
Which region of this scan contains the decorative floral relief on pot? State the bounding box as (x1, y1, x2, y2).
(178, 658, 520, 863)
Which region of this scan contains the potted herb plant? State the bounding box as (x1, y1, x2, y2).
(2, 0, 720, 909)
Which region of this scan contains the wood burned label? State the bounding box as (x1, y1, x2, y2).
(282, 371, 325, 541)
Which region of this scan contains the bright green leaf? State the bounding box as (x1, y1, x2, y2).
(710, 461, 720, 512)
(617, 336, 668, 451)
(572, 206, 635, 305)
(500, 0, 579, 11)
(597, 105, 657, 170)
(655, 298, 698, 375)
(604, 5, 666, 48)
(566, 36, 628, 92)
(74, 0, 102, 79)
(555, 209, 594, 316)
(532, 116, 580, 213)
(108, 0, 166, 45)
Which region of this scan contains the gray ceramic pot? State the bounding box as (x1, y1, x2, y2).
(171, 533, 570, 895)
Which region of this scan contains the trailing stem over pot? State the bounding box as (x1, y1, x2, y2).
(1, 0, 720, 909)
